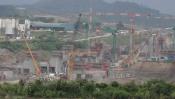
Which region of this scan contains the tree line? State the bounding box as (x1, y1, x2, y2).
(0, 80, 175, 99)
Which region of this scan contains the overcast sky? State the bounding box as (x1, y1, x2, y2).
(0, 0, 174, 15)
(0, 0, 38, 5)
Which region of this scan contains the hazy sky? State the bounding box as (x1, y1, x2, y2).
(0, 0, 174, 15)
(0, 0, 38, 5)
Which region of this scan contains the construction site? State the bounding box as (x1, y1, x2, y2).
(0, 11, 175, 84)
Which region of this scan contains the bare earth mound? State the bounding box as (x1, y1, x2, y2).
(131, 62, 175, 83)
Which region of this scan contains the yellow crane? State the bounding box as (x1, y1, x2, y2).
(67, 49, 98, 80)
(67, 50, 75, 80)
(23, 34, 41, 76)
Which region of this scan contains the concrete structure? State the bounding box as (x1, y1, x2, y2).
(0, 18, 31, 38)
(5, 19, 15, 35)
(30, 22, 74, 32)
(0, 18, 18, 37)
(16, 58, 34, 75)
(71, 70, 107, 82)
(0, 71, 13, 80)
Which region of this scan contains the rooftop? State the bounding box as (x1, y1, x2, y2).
(31, 22, 74, 31)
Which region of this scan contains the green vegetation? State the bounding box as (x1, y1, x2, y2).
(103, 33, 147, 46)
(103, 26, 116, 33)
(0, 41, 25, 52)
(0, 31, 87, 52)
(103, 35, 130, 46)
(0, 39, 63, 53)
(0, 80, 175, 99)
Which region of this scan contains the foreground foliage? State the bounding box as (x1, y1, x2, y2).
(0, 80, 175, 99)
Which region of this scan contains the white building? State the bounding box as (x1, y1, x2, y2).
(0, 18, 31, 38)
(0, 18, 18, 38)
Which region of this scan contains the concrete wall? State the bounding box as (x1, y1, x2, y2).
(72, 70, 107, 82)
(49, 56, 64, 74)
(16, 58, 35, 75)
(0, 70, 14, 80)
(14, 52, 64, 76)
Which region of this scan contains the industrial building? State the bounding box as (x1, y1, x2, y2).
(30, 22, 74, 32)
(0, 18, 30, 39)
(0, 18, 75, 39)
(0, 18, 18, 38)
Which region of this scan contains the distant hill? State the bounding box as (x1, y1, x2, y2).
(0, 5, 29, 17)
(0, 1, 174, 27)
(26, 0, 175, 27)
(29, 0, 160, 16)
(0, 5, 19, 17)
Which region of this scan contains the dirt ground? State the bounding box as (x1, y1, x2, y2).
(130, 62, 175, 83)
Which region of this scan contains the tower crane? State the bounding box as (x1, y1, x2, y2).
(111, 31, 117, 65)
(172, 27, 175, 50)
(23, 34, 41, 76)
(83, 12, 151, 56)
(20, 24, 41, 77)
(66, 13, 83, 80)
(72, 13, 82, 41)
(67, 10, 152, 78)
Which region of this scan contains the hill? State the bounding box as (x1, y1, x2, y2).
(0, 5, 19, 17)
(0, 5, 29, 17)
(26, 0, 175, 27)
(30, 0, 160, 16)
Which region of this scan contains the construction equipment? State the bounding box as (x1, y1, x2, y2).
(75, 32, 118, 61)
(67, 50, 75, 80)
(66, 50, 99, 80)
(66, 11, 152, 80)
(84, 12, 151, 55)
(66, 13, 83, 79)
(72, 13, 82, 41)
(66, 12, 102, 80)
(172, 27, 175, 50)
(22, 33, 41, 76)
(111, 31, 117, 65)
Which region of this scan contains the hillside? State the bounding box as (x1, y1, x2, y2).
(0, 5, 19, 17)
(29, 0, 160, 16)
(0, 1, 173, 27)
(0, 5, 30, 17)
(26, 0, 175, 27)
